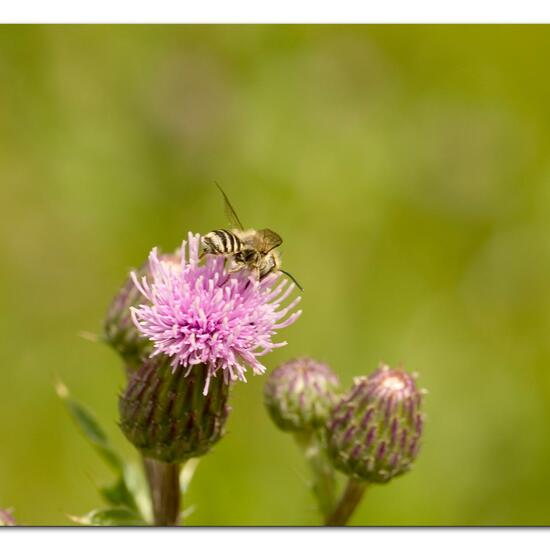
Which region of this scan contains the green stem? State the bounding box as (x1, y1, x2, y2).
(294, 431, 337, 518)
(324, 478, 368, 526)
(143, 458, 182, 526)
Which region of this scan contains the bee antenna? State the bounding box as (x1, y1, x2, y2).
(281, 270, 304, 292)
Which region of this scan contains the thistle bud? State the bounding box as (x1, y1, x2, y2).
(119, 355, 230, 463)
(326, 365, 424, 484)
(264, 357, 340, 433)
(104, 254, 186, 369)
(104, 262, 153, 368)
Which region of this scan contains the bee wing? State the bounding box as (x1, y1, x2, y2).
(255, 228, 283, 254)
(215, 182, 244, 231)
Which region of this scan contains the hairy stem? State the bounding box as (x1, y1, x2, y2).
(325, 478, 368, 526)
(143, 458, 181, 526)
(294, 431, 337, 518)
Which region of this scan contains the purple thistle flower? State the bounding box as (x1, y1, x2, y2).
(130, 233, 302, 394)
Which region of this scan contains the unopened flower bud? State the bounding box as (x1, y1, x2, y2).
(326, 365, 424, 484)
(119, 355, 230, 463)
(104, 262, 154, 368)
(264, 357, 340, 433)
(104, 254, 182, 369)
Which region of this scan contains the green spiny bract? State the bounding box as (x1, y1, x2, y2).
(119, 356, 230, 463)
(326, 365, 424, 483)
(264, 357, 340, 433)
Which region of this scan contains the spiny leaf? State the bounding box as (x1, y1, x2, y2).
(100, 476, 138, 512)
(56, 380, 123, 473)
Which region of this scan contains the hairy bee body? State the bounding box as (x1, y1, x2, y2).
(201, 229, 280, 281)
(235, 230, 282, 281)
(202, 229, 244, 256)
(201, 184, 303, 290)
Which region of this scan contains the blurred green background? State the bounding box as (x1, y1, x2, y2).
(1, 24, 550, 526)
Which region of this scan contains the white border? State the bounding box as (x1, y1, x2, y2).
(1, 3, 550, 547)
(2, 528, 550, 550)
(1, 0, 550, 23)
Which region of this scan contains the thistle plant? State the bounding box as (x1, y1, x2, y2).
(265, 360, 426, 526)
(55, 194, 428, 527)
(121, 233, 301, 524)
(60, 231, 301, 526)
(325, 365, 425, 525)
(118, 357, 230, 525)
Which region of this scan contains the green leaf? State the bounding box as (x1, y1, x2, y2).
(100, 476, 138, 511)
(57, 381, 151, 525)
(69, 507, 146, 526)
(56, 380, 123, 473)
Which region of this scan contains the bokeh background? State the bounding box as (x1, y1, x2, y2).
(2, 25, 550, 526)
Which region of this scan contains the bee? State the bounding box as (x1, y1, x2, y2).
(201, 184, 303, 291)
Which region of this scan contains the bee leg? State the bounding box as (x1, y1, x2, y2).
(227, 264, 245, 274)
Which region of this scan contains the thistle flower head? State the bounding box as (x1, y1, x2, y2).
(264, 357, 340, 433)
(130, 233, 302, 395)
(326, 364, 425, 484)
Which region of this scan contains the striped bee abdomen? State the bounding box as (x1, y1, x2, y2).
(201, 229, 244, 255)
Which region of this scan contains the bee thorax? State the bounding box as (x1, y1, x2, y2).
(235, 248, 259, 264)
